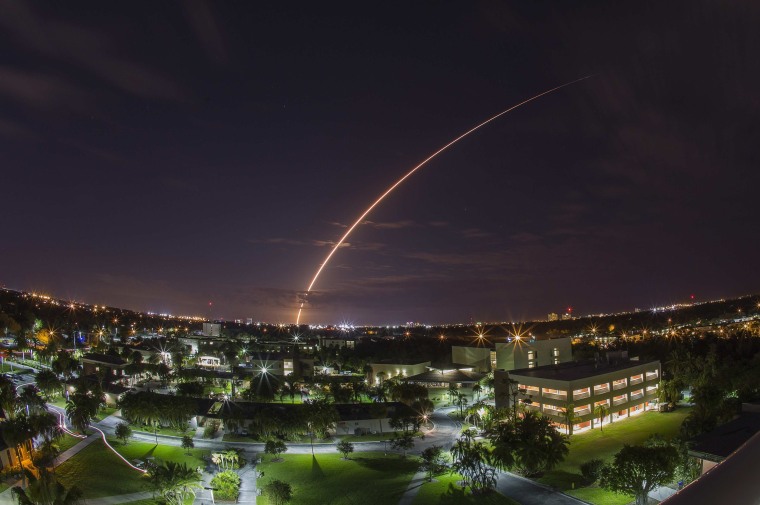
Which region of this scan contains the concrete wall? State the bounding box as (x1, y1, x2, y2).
(370, 361, 430, 384)
(495, 337, 572, 370)
(451, 346, 492, 372)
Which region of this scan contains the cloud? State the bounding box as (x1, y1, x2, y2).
(461, 227, 493, 239)
(0, 2, 188, 103)
(182, 0, 229, 63)
(361, 219, 417, 229)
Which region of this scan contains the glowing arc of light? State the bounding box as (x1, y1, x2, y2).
(296, 75, 594, 324)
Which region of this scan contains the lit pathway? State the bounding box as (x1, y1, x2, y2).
(397, 471, 428, 505)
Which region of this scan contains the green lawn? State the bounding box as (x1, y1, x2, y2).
(566, 486, 631, 505)
(111, 439, 208, 468)
(131, 423, 194, 438)
(256, 452, 419, 505)
(536, 407, 692, 503)
(93, 406, 119, 421)
(56, 440, 147, 497)
(413, 474, 520, 505)
(339, 431, 400, 443)
(57, 433, 85, 453)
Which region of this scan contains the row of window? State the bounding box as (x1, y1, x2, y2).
(518, 369, 659, 399)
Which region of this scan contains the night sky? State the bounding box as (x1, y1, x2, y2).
(2, 1, 759, 325)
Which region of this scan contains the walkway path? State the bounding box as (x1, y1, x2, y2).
(87, 491, 154, 505)
(397, 471, 427, 505)
(495, 470, 588, 505)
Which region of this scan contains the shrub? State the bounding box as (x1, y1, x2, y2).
(580, 458, 605, 484)
(204, 420, 221, 439)
(210, 470, 241, 501)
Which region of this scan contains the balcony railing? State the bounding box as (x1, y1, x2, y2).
(612, 396, 627, 406)
(542, 392, 567, 400)
(573, 391, 591, 400)
(593, 386, 610, 395)
(612, 381, 627, 390)
(630, 377, 644, 385)
(574, 407, 591, 416)
(646, 372, 659, 381)
(630, 392, 644, 401)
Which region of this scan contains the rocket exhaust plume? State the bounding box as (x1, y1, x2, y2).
(296, 76, 594, 324)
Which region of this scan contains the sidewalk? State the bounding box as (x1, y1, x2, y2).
(397, 471, 427, 505)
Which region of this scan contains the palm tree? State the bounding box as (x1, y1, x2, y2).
(2, 416, 33, 484)
(35, 370, 62, 400)
(65, 393, 102, 434)
(147, 461, 202, 505)
(12, 468, 83, 505)
(472, 384, 482, 402)
(593, 404, 610, 432)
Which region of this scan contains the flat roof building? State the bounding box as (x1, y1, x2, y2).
(496, 357, 660, 434)
(495, 336, 572, 371)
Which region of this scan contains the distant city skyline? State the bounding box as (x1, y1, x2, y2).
(2, 2, 759, 324)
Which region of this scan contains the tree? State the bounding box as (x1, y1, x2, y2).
(263, 480, 292, 505)
(450, 430, 496, 495)
(181, 435, 194, 455)
(65, 393, 102, 434)
(2, 416, 33, 483)
(175, 381, 204, 397)
(147, 461, 202, 505)
(420, 445, 448, 481)
(11, 468, 83, 505)
(593, 403, 609, 432)
(336, 440, 354, 459)
(513, 411, 569, 476)
(115, 422, 132, 445)
(51, 351, 79, 380)
(265, 440, 288, 461)
(600, 444, 679, 505)
(390, 431, 415, 457)
(303, 399, 338, 454)
(211, 450, 241, 471)
(35, 370, 62, 400)
(472, 384, 482, 402)
(487, 410, 568, 477)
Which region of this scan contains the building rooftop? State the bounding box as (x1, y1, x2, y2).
(372, 359, 430, 365)
(509, 359, 658, 382)
(405, 368, 484, 384)
(690, 410, 760, 461)
(81, 353, 127, 366)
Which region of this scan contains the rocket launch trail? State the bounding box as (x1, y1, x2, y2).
(296, 75, 594, 324)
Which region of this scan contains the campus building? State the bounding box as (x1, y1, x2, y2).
(451, 346, 494, 372)
(495, 357, 660, 434)
(369, 359, 431, 384)
(494, 337, 573, 371)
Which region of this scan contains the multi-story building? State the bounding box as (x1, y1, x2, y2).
(495, 358, 660, 434)
(495, 337, 572, 371)
(369, 359, 431, 384)
(451, 346, 494, 372)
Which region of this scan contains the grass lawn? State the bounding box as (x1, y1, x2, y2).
(131, 423, 194, 438)
(339, 431, 400, 443)
(93, 406, 119, 421)
(566, 486, 631, 505)
(256, 452, 419, 505)
(48, 397, 68, 409)
(56, 440, 147, 498)
(536, 407, 692, 504)
(57, 433, 84, 453)
(111, 439, 208, 468)
(413, 474, 521, 505)
(0, 363, 26, 374)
